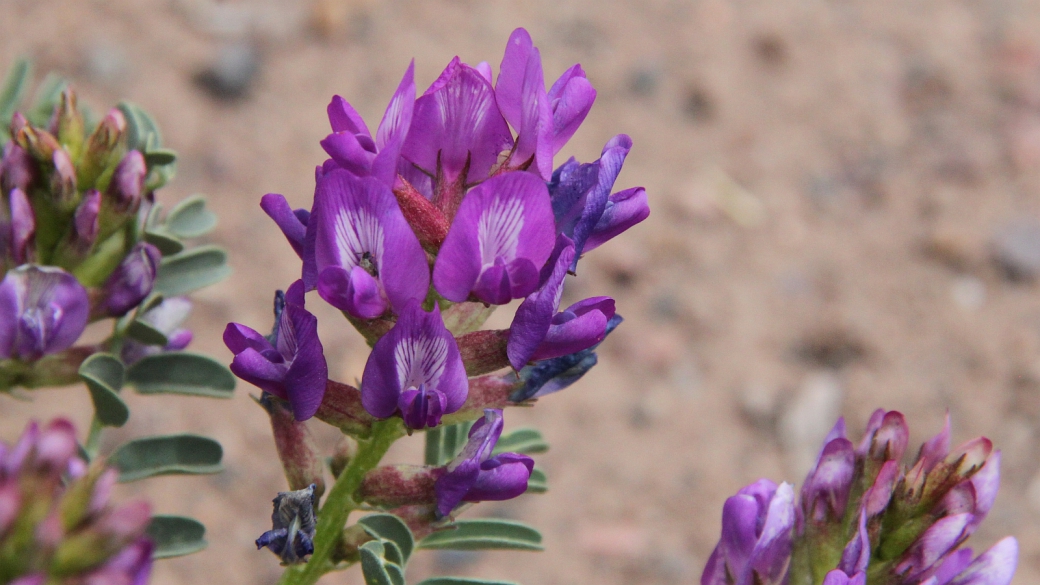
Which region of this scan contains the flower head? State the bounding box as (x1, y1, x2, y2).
(0, 265, 89, 361)
(433, 409, 534, 516)
(225, 281, 328, 420)
(360, 301, 467, 429)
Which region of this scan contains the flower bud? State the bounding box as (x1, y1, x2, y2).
(105, 150, 145, 215)
(15, 125, 60, 164)
(81, 109, 127, 189)
(7, 187, 36, 266)
(99, 242, 161, 317)
(52, 189, 100, 268)
(54, 88, 85, 159)
(49, 148, 79, 211)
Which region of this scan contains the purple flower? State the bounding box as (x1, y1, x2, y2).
(495, 28, 553, 179)
(308, 169, 429, 319)
(261, 193, 310, 260)
(548, 135, 634, 270)
(400, 57, 514, 207)
(321, 61, 415, 188)
(433, 171, 555, 305)
(224, 281, 328, 421)
(101, 242, 162, 316)
(801, 418, 855, 524)
(701, 480, 796, 585)
(0, 265, 89, 361)
(360, 301, 467, 429)
(507, 235, 615, 369)
(433, 409, 534, 517)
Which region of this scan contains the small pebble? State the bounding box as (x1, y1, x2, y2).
(992, 218, 1040, 281)
(195, 42, 261, 101)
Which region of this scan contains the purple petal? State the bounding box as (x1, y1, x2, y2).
(530, 296, 615, 361)
(372, 60, 416, 186)
(508, 236, 576, 369)
(0, 265, 89, 360)
(839, 510, 870, 575)
(747, 482, 795, 585)
(398, 387, 448, 429)
(719, 494, 762, 572)
(897, 513, 972, 580)
(403, 57, 513, 185)
(312, 170, 429, 316)
(261, 194, 309, 259)
(321, 131, 376, 176)
(569, 135, 632, 268)
(223, 322, 273, 354)
(102, 242, 162, 316)
(496, 29, 553, 178)
(967, 450, 1000, 530)
(496, 28, 535, 130)
(947, 537, 1018, 585)
(318, 265, 389, 319)
(549, 157, 600, 231)
(280, 303, 328, 420)
(328, 95, 372, 137)
(822, 571, 865, 585)
(475, 61, 493, 83)
(434, 172, 555, 303)
(583, 186, 649, 252)
(9, 188, 35, 264)
(361, 302, 466, 422)
(863, 460, 900, 517)
(802, 437, 855, 522)
(435, 409, 507, 515)
(230, 347, 290, 400)
(547, 65, 596, 154)
(463, 452, 534, 501)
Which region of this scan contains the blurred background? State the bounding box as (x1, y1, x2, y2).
(3, 0, 1040, 583)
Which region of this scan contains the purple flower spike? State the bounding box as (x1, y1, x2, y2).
(101, 242, 162, 316)
(261, 193, 310, 259)
(822, 570, 866, 585)
(402, 58, 514, 190)
(310, 169, 428, 318)
(702, 480, 795, 585)
(434, 171, 555, 304)
(583, 186, 649, 253)
(0, 265, 88, 361)
(322, 61, 415, 187)
(434, 409, 534, 516)
(360, 301, 467, 429)
(224, 281, 328, 420)
(508, 235, 615, 369)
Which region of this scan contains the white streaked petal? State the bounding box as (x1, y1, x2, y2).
(333, 207, 385, 272)
(477, 195, 525, 267)
(394, 333, 449, 391)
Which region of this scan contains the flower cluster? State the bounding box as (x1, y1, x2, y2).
(0, 86, 201, 389)
(702, 411, 1017, 585)
(0, 419, 152, 584)
(225, 27, 647, 567)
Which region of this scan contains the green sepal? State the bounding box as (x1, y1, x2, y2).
(110, 434, 223, 482)
(417, 519, 543, 552)
(148, 515, 208, 558)
(359, 514, 415, 564)
(78, 353, 128, 427)
(154, 245, 231, 296)
(165, 195, 218, 238)
(126, 352, 235, 398)
(491, 428, 548, 455)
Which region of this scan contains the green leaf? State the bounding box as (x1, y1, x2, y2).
(78, 353, 128, 428)
(127, 352, 235, 398)
(360, 541, 405, 585)
(492, 428, 548, 455)
(118, 101, 162, 152)
(416, 578, 519, 585)
(143, 229, 184, 256)
(148, 515, 208, 558)
(165, 195, 218, 238)
(418, 519, 543, 552)
(526, 468, 547, 494)
(126, 319, 169, 346)
(359, 514, 415, 564)
(0, 58, 31, 138)
(424, 421, 474, 466)
(110, 434, 223, 482)
(144, 148, 177, 167)
(154, 245, 231, 296)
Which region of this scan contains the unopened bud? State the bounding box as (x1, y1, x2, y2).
(55, 89, 85, 159)
(8, 188, 36, 265)
(105, 150, 144, 214)
(80, 109, 126, 189)
(49, 149, 79, 210)
(15, 126, 60, 164)
(99, 242, 160, 316)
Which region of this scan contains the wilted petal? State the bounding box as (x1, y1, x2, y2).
(0, 265, 89, 360)
(434, 171, 555, 304)
(403, 58, 513, 186)
(312, 170, 429, 317)
(361, 301, 466, 428)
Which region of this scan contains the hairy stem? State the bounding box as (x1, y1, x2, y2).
(278, 418, 404, 585)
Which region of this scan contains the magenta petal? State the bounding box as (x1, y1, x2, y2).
(531, 307, 609, 361)
(403, 58, 513, 185)
(583, 187, 650, 252)
(507, 236, 576, 369)
(514, 47, 554, 179)
(747, 482, 795, 585)
(372, 60, 416, 186)
(328, 95, 371, 137)
(321, 131, 376, 176)
(318, 265, 388, 319)
(496, 28, 535, 130)
(261, 194, 309, 259)
(230, 347, 289, 400)
(222, 323, 272, 354)
(948, 537, 1017, 585)
(548, 68, 596, 154)
(463, 452, 534, 502)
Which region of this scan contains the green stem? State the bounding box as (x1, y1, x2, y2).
(278, 418, 404, 585)
(84, 415, 104, 461)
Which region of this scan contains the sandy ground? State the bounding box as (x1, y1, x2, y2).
(3, 1, 1040, 583)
